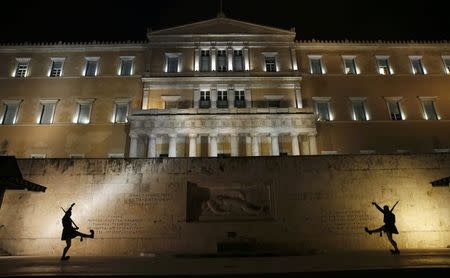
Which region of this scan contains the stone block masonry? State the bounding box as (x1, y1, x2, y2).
(0, 155, 448, 256)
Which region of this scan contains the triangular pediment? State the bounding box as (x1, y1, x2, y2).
(150, 17, 295, 36)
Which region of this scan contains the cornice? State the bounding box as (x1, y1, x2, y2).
(0, 41, 148, 53)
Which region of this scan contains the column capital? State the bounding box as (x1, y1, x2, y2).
(250, 132, 259, 137)
(129, 133, 139, 139)
(229, 133, 239, 137)
(147, 133, 157, 139)
(169, 134, 177, 138)
(270, 132, 279, 137)
(209, 133, 218, 138)
(188, 133, 197, 138)
(308, 132, 318, 137)
(290, 132, 300, 137)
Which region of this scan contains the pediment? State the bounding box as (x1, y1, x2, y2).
(149, 17, 295, 37)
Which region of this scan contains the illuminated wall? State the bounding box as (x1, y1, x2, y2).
(0, 155, 448, 256)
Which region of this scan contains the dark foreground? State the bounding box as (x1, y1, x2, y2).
(0, 249, 448, 277)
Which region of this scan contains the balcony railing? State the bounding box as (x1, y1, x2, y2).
(199, 100, 211, 108)
(217, 100, 229, 108)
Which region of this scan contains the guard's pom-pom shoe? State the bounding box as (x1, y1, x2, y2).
(364, 227, 372, 235)
(90, 229, 95, 239)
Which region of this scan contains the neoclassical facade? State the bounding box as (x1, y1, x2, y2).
(1, 16, 450, 158)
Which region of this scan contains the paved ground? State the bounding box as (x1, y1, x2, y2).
(0, 249, 448, 277)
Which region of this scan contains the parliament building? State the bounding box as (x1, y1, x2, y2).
(1, 16, 450, 159)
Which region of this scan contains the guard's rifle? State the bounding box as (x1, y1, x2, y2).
(61, 203, 79, 230)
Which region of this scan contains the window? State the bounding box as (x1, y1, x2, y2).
(233, 50, 244, 72)
(84, 57, 99, 76)
(15, 58, 30, 77)
(216, 50, 227, 72)
(200, 50, 211, 72)
(313, 97, 332, 121)
(75, 100, 94, 124)
(386, 99, 403, 120)
(70, 154, 85, 158)
(49, 58, 65, 77)
(119, 57, 134, 76)
(39, 100, 58, 124)
(350, 98, 367, 121)
(30, 154, 46, 159)
(409, 56, 425, 75)
(419, 98, 438, 120)
(309, 56, 323, 74)
(199, 91, 210, 108)
(217, 90, 228, 108)
(360, 150, 376, 154)
(442, 56, 450, 74)
(108, 153, 124, 158)
(265, 56, 277, 72)
(114, 100, 129, 123)
(376, 56, 391, 75)
(235, 90, 246, 108)
(1, 100, 21, 125)
(165, 53, 181, 73)
(343, 56, 358, 74)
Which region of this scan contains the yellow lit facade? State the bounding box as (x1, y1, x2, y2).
(1, 17, 450, 158)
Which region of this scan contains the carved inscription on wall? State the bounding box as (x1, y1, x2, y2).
(321, 210, 372, 233)
(88, 215, 144, 237)
(123, 193, 173, 206)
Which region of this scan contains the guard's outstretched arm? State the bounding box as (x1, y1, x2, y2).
(372, 202, 384, 213)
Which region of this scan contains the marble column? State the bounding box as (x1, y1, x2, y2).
(147, 134, 156, 158)
(228, 88, 235, 108)
(193, 88, 200, 109)
(251, 133, 260, 156)
(243, 46, 250, 71)
(230, 134, 238, 157)
(300, 135, 310, 155)
(168, 134, 177, 158)
(309, 133, 318, 155)
(211, 88, 218, 109)
(129, 134, 139, 158)
(227, 46, 233, 71)
(209, 134, 218, 157)
(194, 47, 200, 71)
(210, 47, 217, 71)
(291, 133, 300, 156)
(270, 133, 280, 156)
(189, 134, 197, 157)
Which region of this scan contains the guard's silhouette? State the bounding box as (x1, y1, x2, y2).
(365, 201, 400, 255)
(60, 203, 94, 261)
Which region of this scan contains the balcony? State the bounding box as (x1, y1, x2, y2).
(199, 100, 211, 109)
(217, 100, 229, 108)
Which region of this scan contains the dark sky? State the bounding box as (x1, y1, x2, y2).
(0, 0, 448, 43)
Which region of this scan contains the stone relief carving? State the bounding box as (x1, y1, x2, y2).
(186, 181, 273, 222)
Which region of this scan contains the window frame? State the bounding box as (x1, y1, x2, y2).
(165, 53, 181, 73)
(375, 55, 392, 75)
(409, 56, 426, 75)
(384, 97, 404, 121)
(418, 97, 439, 120)
(74, 99, 95, 124)
(14, 58, 31, 77)
(312, 97, 332, 121)
(200, 50, 211, 72)
(349, 97, 368, 121)
(84, 57, 99, 77)
(38, 99, 59, 124)
(113, 98, 131, 123)
(119, 56, 135, 76)
(308, 55, 324, 74)
(441, 55, 450, 74)
(49, 58, 65, 77)
(262, 52, 278, 72)
(342, 55, 359, 75)
(0, 100, 22, 125)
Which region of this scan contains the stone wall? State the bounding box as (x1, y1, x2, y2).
(0, 155, 449, 256)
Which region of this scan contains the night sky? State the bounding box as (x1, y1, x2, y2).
(0, 0, 448, 43)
